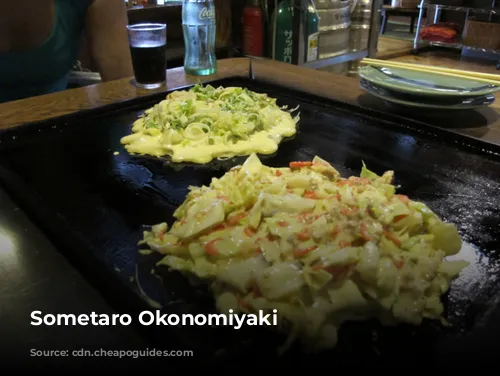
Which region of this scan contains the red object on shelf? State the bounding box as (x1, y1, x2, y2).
(242, 0, 264, 57)
(420, 23, 460, 43)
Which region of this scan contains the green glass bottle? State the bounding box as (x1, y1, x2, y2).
(305, 1, 319, 62)
(270, 0, 319, 63)
(271, 0, 294, 63)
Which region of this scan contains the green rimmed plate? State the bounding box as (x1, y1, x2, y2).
(359, 65, 500, 97)
(360, 78, 495, 110)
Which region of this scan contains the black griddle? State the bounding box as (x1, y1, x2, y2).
(1, 76, 500, 367)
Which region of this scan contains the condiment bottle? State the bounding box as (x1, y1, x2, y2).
(242, 0, 264, 57)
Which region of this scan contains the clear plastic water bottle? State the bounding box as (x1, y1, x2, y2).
(182, 0, 217, 76)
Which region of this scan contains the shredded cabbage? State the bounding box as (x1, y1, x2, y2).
(140, 153, 469, 354)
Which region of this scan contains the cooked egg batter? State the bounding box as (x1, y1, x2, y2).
(120, 84, 299, 164)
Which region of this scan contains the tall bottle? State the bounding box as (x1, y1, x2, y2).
(242, 0, 264, 57)
(305, 1, 319, 62)
(271, 0, 294, 63)
(182, 0, 217, 76)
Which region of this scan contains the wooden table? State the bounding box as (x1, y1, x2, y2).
(376, 36, 415, 60)
(1, 57, 499, 146)
(390, 51, 500, 75)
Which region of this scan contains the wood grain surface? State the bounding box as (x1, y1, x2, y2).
(376, 37, 414, 60)
(390, 51, 500, 76)
(0, 58, 249, 129)
(0, 57, 499, 147)
(251, 58, 500, 147)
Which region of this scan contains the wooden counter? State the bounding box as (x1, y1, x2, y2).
(376, 37, 414, 60)
(1, 57, 499, 146)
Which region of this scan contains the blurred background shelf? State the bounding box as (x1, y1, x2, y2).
(357, 0, 500, 74)
(413, 0, 500, 61)
(299, 50, 369, 69)
(422, 3, 499, 14)
(72, 0, 391, 87)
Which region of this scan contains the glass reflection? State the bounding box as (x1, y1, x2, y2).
(0, 229, 17, 267)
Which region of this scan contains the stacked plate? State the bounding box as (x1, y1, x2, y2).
(358, 65, 500, 110)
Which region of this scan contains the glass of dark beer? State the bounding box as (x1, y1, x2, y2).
(127, 23, 167, 89)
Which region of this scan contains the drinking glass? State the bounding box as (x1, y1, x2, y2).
(127, 23, 167, 89)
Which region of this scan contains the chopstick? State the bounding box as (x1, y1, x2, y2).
(360, 58, 500, 86)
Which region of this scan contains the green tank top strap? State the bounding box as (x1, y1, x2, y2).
(0, 0, 93, 103)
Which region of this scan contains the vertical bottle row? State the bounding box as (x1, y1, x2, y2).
(240, 1, 320, 64)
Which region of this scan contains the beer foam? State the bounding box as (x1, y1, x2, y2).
(130, 40, 166, 48)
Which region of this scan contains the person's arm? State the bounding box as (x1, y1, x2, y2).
(84, 0, 134, 81)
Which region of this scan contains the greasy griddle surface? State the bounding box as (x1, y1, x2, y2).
(0, 77, 499, 366)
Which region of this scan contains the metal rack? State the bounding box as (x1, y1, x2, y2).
(294, 0, 383, 70)
(412, 0, 500, 55)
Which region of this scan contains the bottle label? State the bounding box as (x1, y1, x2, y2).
(199, 7, 215, 20)
(307, 32, 318, 62)
(283, 30, 293, 63)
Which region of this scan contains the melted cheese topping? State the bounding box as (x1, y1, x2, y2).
(120, 85, 299, 164)
(121, 117, 296, 164)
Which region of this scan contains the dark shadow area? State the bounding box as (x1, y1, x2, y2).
(357, 92, 495, 136)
